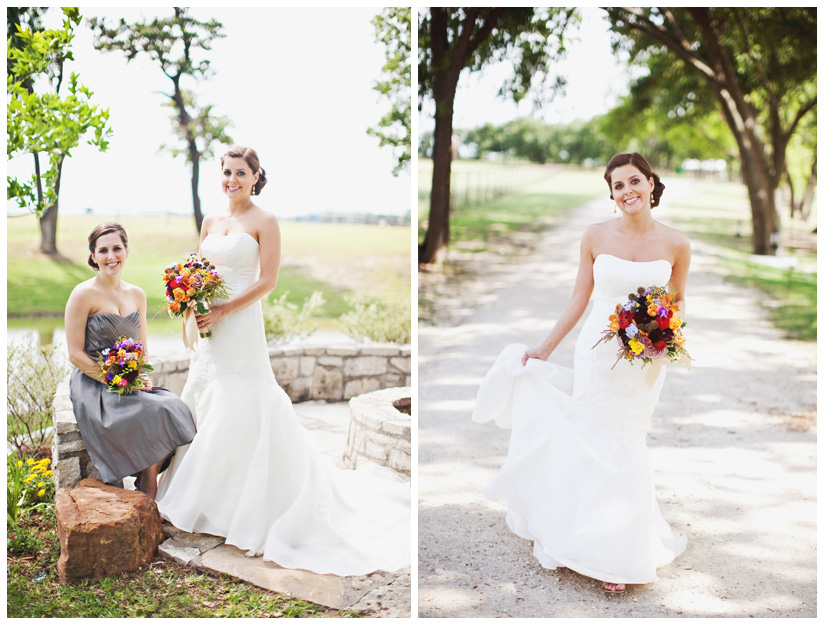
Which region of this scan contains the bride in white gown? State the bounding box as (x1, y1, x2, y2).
(473, 153, 690, 593)
(156, 146, 410, 576)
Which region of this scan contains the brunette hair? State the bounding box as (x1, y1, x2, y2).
(604, 153, 666, 208)
(221, 145, 268, 196)
(88, 222, 128, 270)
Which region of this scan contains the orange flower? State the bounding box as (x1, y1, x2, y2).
(669, 317, 683, 330)
(608, 314, 620, 333)
(173, 288, 187, 302)
(169, 301, 181, 313)
(647, 303, 658, 316)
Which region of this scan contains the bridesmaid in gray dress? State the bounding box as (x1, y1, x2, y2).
(64, 222, 195, 499)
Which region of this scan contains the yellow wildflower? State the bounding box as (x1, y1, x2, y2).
(38, 489, 45, 497)
(37, 482, 45, 488)
(17, 460, 23, 468)
(628, 339, 644, 355)
(113, 375, 122, 384)
(26, 458, 35, 465)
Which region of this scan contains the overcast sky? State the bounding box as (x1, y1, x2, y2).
(7, 7, 411, 218)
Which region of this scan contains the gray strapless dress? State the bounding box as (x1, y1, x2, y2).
(68, 311, 196, 485)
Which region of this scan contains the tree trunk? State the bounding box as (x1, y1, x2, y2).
(39, 154, 65, 256)
(189, 140, 203, 233)
(800, 156, 817, 221)
(420, 100, 455, 265)
(419, 8, 457, 265)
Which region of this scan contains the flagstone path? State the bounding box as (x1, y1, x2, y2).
(130, 401, 410, 618)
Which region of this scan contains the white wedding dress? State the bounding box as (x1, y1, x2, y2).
(473, 254, 686, 584)
(156, 232, 410, 576)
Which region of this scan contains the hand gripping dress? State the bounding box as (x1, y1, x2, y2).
(472, 254, 686, 584)
(156, 232, 410, 576)
(68, 311, 196, 485)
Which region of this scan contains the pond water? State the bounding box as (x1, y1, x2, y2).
(7, 316, 354, 359)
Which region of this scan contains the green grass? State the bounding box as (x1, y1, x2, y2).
(665, 177, 816, 341)
(7, 214, 410, 317)
(7, 510, 359, 618)
(418, 161, 606, 250)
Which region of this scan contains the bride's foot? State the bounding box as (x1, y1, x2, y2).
(603, 582, 626, 594)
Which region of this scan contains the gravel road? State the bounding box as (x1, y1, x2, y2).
(417, 188, 817, 618)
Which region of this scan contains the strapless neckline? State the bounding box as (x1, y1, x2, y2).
(89, 310, 140, 319)
(595, 253, 672, 267)
(204, 232, 258, 246)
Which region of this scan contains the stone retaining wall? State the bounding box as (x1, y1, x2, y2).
(344, 387, 411, 476)
(52, 343, 411, 490)
(151, 344, 412, 402)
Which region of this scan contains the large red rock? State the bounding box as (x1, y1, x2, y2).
(55, 478, 164, 583)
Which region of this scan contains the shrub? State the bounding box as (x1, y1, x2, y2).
(7, 332, 71, 456)
(338, 297, 411, 344)
(7, 455, 55, 529)
(262, 291, 326, 345)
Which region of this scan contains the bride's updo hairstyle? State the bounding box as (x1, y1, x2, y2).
(221, 145, 268, 196)
(604, 153, 666, 209)
(88, 222, 128, 271)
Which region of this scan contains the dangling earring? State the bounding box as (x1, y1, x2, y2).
(613, 204, 619, 214)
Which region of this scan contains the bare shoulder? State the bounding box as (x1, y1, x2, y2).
(253, 206, 280, 237)
(123, 281, 147, 301)
(656, 221, 691, 254)
(581, 220, 615, 252)
(67, 278, 95, 306)
(201, 214, 217, 234)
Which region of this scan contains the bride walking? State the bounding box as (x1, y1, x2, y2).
(156, 146, 409, 576)
(473, 153, 690, 593)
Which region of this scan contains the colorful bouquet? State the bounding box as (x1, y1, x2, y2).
(92, 336, 153, 397)
(593, 285, 691, 369)
(161, 254, 230, 343)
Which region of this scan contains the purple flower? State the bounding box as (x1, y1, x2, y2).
(658, 306, 669, 318)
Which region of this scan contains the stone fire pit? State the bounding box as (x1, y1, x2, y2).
(344, 387, 411, 477)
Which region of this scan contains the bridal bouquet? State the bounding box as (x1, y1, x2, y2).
(92, 336, 153, 398)
(593, 285, 691, 369)
(162, 254, 230, 344)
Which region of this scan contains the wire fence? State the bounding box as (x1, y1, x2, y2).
(418, 161, 559, 214)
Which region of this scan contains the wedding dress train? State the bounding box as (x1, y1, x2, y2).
(473, 254, 686, 584)
(157, 232, 410, 576)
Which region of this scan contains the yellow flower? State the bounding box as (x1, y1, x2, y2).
(24, 475, 35, 483)
(38, 489, 45, 497)
(37, 482, 45, 488)
(26, 458, 35, 465)
(112, 375, 122, 384)
(669, 317, 683, 330)
(44, 470, 53, 477)
(647, 304, 658, 316)
(17, 460, 23, 468)
(173, 288, 187, 302)
(675, 334, 686, 347)
(37, 458, 50, 466)
(628, 339, 644, 355)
